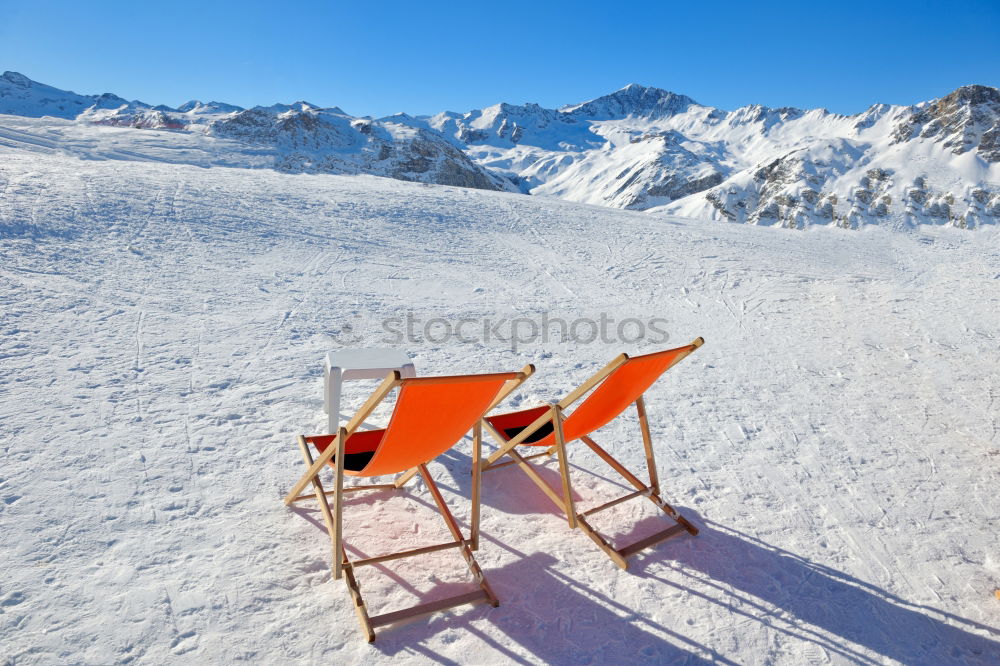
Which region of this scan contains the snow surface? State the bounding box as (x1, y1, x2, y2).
(2, 117, 1000, 664)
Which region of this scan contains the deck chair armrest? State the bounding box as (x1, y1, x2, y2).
(656, 337, 705, 376)
(483, 364, 534, 413)
(556, 338, 702, 411)
(557, 354, 629, 410)
(284, 371, 401, 504)
(343, 370, 403, 435)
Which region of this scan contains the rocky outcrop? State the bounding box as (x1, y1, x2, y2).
(561, 84, 697, 119)
(892, 85, 1000, 162)
(210, 106, 506, 190)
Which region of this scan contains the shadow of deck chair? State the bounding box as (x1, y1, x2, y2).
(481, 339, 704, 569)
(283, 365, 533, 642)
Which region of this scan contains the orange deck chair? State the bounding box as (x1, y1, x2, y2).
(481, 339, 704, 569)
(283, 366, 533, 642)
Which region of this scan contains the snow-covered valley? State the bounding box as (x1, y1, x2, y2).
(1, 120, 999, 664)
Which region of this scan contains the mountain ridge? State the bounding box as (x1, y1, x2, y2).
(2, 70, 998, 228)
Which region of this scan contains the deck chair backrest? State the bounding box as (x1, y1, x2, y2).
(559, 344, 698, 444)
(358, 373, 521, 476)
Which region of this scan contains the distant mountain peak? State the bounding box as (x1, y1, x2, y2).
(562, 84, 698, 119)
(890, 83, 1000, 160)
(177, 99, 244, 114)
(2, 71, 32, 87)
(1, 71, 95, 118)
(940, 84, 1000, 106)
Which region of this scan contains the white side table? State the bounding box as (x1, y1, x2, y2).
(324, 348, 416, 433)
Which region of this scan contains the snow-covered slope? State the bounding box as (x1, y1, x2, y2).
(5, 71, 999, 226)
(2, 123, 999, 664)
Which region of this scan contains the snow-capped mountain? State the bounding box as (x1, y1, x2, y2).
(0, 70, 116, 118)
(658, 86, 1000, 229)
(207, 104, 507, 190)
(0, 70, 186, 125)
(3, 70, 998, 227)
(429, 84, 1000, 228)
(0, 71, 505, 191)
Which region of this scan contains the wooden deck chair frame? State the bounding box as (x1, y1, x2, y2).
(481, 338, 704, 569)
(283, 365, 533, 642)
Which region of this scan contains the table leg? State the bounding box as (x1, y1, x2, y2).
(327, 367, 343, 434)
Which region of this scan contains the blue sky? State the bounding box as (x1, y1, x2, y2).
(2, 0, 998, 117)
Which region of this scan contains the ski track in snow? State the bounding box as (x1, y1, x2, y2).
(1, 141, 999, 665)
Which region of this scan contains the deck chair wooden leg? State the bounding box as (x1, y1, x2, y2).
(417, 464, 499, 606)
(581, 435, 698, 536)
(393, 467, 419, 489)
(576, 516, 629, 569)
(635, 397, 660, 494)
(552, 406, 578, 529)
(332, 427, 347, 580)
(341, 559, 376, 642)
(482, 422, 574, 516)
(631, 402, 697, 533)
(471, 421, 482, 551)
(294, 433, 379, 636)
(294, 436, 342, 568)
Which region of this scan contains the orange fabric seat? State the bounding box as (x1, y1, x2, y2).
(307, 429, 385, 472)
(485, 406, 552, 445)
(302, 372, 529, 477)
(487, 346, 697, 449)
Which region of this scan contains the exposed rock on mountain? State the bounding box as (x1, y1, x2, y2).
(892, 85, 1000, 161)
(176, 100, 245, 114)
(561, 83, 697, 119)
(209, 105, 507, 189)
